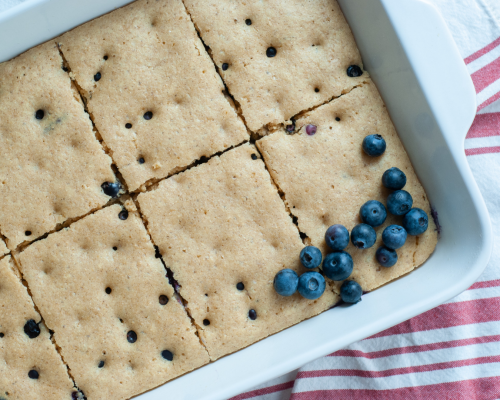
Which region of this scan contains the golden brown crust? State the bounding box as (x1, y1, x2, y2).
(0, 255, 75, 399)
(18, 205, 209, 400)
(183, 0, 367, 131)
(58, 0, 248, 191)
(138, 144, 338, 360)
(257, 81, 438, 292)
(0, 41, 116, 249)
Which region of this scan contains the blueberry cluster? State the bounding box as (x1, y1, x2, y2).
(273, 164, 431, 306)
(273, 247, 326, 300)
(349, 167, 429, 268)
(376, 167, 429, 266)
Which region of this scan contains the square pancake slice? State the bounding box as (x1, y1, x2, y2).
(58, 0, 248, 192)
(17, 204, 209, 400)
(138, 144, 338, 361)
(257, 81, 438, 292)
(0, 255, 76, 400)
(0, 42, 116, 250)
(183, 0, 367, 133)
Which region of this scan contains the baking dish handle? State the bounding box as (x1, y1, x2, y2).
(382, 0, 477, 148)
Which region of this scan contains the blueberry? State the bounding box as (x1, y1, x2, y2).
(222, 63, 229, 71)
(325, 224, 349, 251)
(0, 333, 4, 338)
(138, 157, 145, 164)
(245, 19, 252, 25)
(382, 167, 406, 190)
(360, 200, 387, 227)
(286, 123, 295, 132)
(251, 153, 258, 160)
(362, 134, 386, 157)
(340, 280, 362, 303)
(347, 65, 363, 77)
(298, 272, 325, 300)
(351, 224, 377, 249)
(28, 370, 39, 379)
(101, 181, 121, 198)
(159, 295, 169, 305)
(127, 330, 137, 343)
(403, 208, 429, 235)
(98, 361, 105, 368)
(162, 350, 174, 361)
(248, 309, 257, 320)
(35, 109, 44, 120)
(118, 209, 128, 220)
(382, 225, 407, 249)
(203, 319, 210, 326)
(143, 111, 153, 120)
(300, 246, 322, 269)
(94, 72, 101, 81)
(387, 190, 413, 216)
(376, 246, 398, 267)
(125, 123, 132, 129)
(24, 319, 40, 339)
(236, 282, 244, 290)
(305, 124, 317, 136)
(266, 47, 277, 57)
(322, 251, 353, 281)
(273, 269, 299, 296)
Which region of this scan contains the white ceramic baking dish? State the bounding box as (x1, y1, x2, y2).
(0, 0, 493, 399)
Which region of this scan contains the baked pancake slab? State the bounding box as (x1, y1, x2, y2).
(183, 0, 367, 132)
(257, 82, 437, 292)
(58, 0, 248, 191)
(18, 205, 209, 400)
(0, 255, 76, 400)
(0, 42, 116, 249)
(139, 144, 338, 361)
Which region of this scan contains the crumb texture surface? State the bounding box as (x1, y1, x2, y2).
(183, 0, 366, 132)
(0, 255, 75, 400)
(0, 42, 116, 249)
(18, 205, 209, 400)
(138, 144, 338, 360)
(257, 81, 438, 292)
(0, 239, 8, 256)
(58, 0, 248, 191)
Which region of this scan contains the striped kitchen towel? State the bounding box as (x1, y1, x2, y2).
(233, 0, 500, 399)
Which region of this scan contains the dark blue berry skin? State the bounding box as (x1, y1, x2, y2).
(387, 190, 413, 216)
(298, 272, 326, 300)
(382, 167, 407, 190)
(24, 319, 40, 338)
(347, 65, 363, 77)
(382, 225, 407, 249)
(325, 224, 349, 251)
(362, 134, 386, 157)
(273, 269, 299, 297)
(403, 208, 429, 235)
(376, 246, 398, 267)
(340, 280, 362, 304)
(351, 224, 377, 249)
(360, 200, 387, 227)
(101, 182, 121, 198)
(300, 246, 322, 269)
(322, 251, 353, 281)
